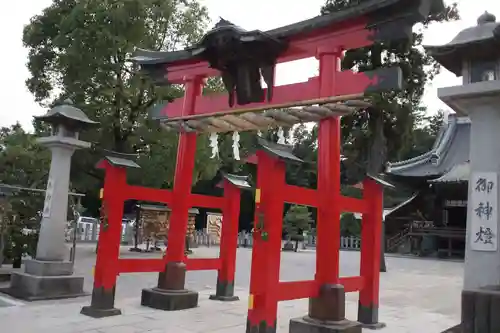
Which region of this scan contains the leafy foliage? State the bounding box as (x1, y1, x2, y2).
(340, 212, 361, 236)
(23, 0, 225, 216)
(0, 125, 50, 264)
(283, 205, 314, 240)
(399, 111, 445, 160)
(321, 0, 459, 175)
(286, 124, 318, 188)
(0, 124, 50, 188)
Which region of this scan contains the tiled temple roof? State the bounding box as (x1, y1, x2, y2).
(385, 114, 470, 179)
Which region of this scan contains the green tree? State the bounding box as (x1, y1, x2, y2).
(399, 110, 445, 160)
(283, 205, 313, 252)
(425, 110, 446, 138)
(287, 124, 318, 188)
(340, 212, 361, 237)
(321, 1, 459, 175)
(0, 124, 50, 188)
(0, 124, 50, 265)
(23, 0, 222, 213)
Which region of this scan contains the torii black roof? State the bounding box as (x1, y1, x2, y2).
(131, 0, 444, 69)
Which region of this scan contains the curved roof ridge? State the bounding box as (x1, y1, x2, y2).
(387, 151, 433, 169)
(386, 114, 458, 171)
(430, 115, 458, 163)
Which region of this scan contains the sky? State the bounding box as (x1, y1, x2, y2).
(1, 0, 497, 131)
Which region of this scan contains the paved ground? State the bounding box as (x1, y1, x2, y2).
(0, 299, 11, 307)
(0, 244, 463, 332)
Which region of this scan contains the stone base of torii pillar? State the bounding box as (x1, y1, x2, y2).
(2, 135, 89, 301)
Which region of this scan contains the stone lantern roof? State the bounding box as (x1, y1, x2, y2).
(34, 99, 98, 130)
(424, 11, 500, 76)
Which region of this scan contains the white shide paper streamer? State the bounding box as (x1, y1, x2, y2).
(232, 131, 240, 160)
(209, 132, 219, 158)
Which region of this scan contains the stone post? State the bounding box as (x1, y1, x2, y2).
(36, 142, 81, 260)
(5, 99, 97, 300)
(463, 110, 500, 289)
(428, 11, 500, 332)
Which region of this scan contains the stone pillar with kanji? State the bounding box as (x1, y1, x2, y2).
(427, 11, 500, 333)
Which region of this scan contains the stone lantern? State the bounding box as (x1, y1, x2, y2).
(6, 99, 98, 300)
(425, 11, 500, 333)
(427, 11, 500, 114)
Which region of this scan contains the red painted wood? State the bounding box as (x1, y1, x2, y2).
(94, 162, 127, 290)
(339, 196, 367, 214)
(190, 193, 224, 209)
(162, 79, 316, 119)
(125, 185, 172, 203)
(244, 153, 259, 165)
(158, 68, 379, 120)
(247, 152, 273, 327)
(165, 78, 203, 262)
(218, 181, 240, 282)
(262, 155, 286, 326)
(340, 276, 365, 293)
(281, 185, 367, 212)
(277, 280, 318, 301)
(275, 276, 365, 301)
(283, 185, 318, 207)
(359, 178, 383, 307)
(117, 257, 222, 273)
(316, 49, 343, 285)
(118, 258, 164, 273)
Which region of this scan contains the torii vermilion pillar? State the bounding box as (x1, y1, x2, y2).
(81, 155, 140, 318)
(140, 78, 203, 310)
(210, 173, 252, 301)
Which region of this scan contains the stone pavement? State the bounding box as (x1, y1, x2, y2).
(0, 246, 462, 332)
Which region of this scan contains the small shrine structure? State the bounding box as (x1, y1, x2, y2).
(385, 114, 470, 257)
(138, 204, 199, 249)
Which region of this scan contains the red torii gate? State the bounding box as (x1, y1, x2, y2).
(80, 154, 250, 317)
(245, 136, 391, 333)
(82, 1, 443, 332)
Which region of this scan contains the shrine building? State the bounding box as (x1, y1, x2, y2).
(384, 114, 470, 258)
